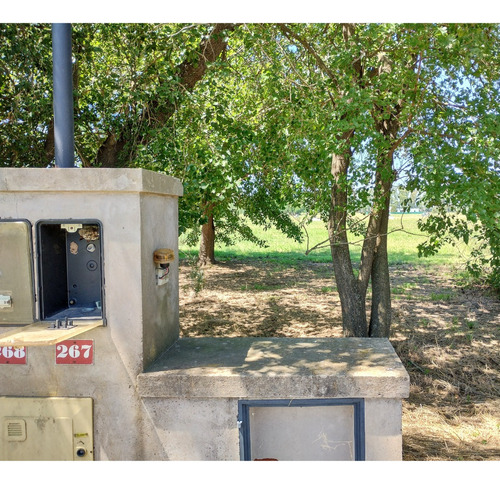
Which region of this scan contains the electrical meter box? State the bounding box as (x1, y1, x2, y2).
(0, 219, 104, 326)
(0, 167, 184, 460)
(0, 396, 94, 461)
(37, 220, 104, 321)
(0, 219, 105, 346)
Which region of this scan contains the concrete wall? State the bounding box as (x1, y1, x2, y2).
(138, 337, 410, 461)
(140, 397, 403, 461)
(140, 193, 180, 367)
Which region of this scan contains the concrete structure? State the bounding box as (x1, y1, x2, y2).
(138, 337, 409, 460)
(0, 168, 182, 459)
(0, 167, 410, 461)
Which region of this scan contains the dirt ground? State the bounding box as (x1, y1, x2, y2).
(179, 258, 500, 461)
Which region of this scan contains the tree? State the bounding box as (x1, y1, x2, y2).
(1, 23, 236, 168)
(0, 24, 54, 166)
(137, 25, 306, 265)
(1, 23, 304, 266)
(2, 23, 499, 336)
(228, 23, 500, 336)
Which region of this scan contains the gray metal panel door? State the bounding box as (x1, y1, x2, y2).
(0, 220, 35, 325)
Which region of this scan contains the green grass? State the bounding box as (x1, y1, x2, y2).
(179, 214, 469, 268)
(430, 292, 454, 301)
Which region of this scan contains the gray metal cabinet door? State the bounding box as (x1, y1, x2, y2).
(0, 220, 35, 325)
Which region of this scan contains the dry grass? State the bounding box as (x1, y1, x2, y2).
(179, 259, 500, 461)
(389, 266, 500, 460)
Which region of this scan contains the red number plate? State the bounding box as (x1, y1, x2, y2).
(55, 340, 94, 365)
(0, 346, 27, 364)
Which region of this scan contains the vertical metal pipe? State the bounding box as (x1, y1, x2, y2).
(52, 23, 75, 168)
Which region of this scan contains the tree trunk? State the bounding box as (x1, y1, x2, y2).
(328, 151, 367, 337)
(330, 240, 368, 337)
(199, 214, 216, 265)
(368, 193, 392, 337)
(366, 107, 400, 337)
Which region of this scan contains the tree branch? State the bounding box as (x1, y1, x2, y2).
(97, 23, 237, 167)
(277, 24, 339, 88)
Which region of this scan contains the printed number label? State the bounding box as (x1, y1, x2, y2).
(0, 346, 27, 364)
(55, 340, 93, 365)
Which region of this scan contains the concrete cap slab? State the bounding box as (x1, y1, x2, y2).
(0, 168, 183, 197)
(138, 337, 410, 399)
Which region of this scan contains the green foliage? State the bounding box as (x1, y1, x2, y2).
(134, 25, 306, 248)
(399, 25, 500, 288)
(430, 292, 454, 302)
(0, 24, 53, 166)
(182, 252, 205, 295)
(238, 23, 500, 289)
(1, 23, 221, 167)
(2, 22, 499, 289)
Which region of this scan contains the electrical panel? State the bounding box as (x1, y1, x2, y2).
(0, 219, 104, 326)
(0, 396, 94, 461)
(0, 219, 105, 346)
(37, 221, 103, 321)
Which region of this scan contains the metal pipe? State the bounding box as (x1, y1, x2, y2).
(52, 23, 75, 168)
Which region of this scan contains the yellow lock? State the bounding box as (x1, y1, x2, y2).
(153, 248, 175, 266)
(153, 249, 174, 286)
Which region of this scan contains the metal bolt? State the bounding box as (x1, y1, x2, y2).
(87, 260, 98, 271)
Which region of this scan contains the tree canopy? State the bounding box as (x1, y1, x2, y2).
(1, 23, 499, 336)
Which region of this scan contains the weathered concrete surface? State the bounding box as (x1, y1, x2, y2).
(142, 397, 239, 461)
(138, 337, 410, 399)
(0, 167, 182, 372)
(0, 167, 183, 196)
(141, 396, 404, 461)
(138, 337, 408, 461)
(364, 398, 403, 460)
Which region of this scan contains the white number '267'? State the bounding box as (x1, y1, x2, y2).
(56, 344, 92, 359)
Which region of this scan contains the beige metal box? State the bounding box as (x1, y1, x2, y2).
(0, 396, 93, 460)
(0, 220, 35, 325)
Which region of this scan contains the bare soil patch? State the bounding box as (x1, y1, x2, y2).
(179, 259, 500, 461)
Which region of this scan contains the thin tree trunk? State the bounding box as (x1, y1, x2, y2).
(330, 239, 368, 337)
(328, 152, 367, 337)
(368, 192, 392, 337)
(199, 214, 216, 265)
(367, 115, 398, 337)
(279, 23, 369, 336)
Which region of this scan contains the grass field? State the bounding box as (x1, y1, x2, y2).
(180, 213, 471, 269)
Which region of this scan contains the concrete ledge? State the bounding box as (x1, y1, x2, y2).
(138, 337, 410, 399)
(0, 168, 183, 197)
